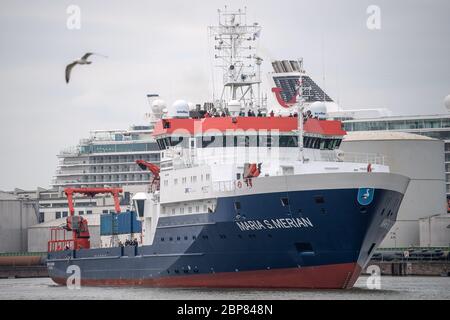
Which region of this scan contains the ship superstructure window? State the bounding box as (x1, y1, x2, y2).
(55, 212, 61, 219)
(193, 133, 341, 150)
(279, 136, 298, 147)
(303, 136, 341, 150)
(134, 200, 145, 218)
(201, 136, 220, 148)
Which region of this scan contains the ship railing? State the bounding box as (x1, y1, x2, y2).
(213, 180, 236, 192)
(192, 151, 386, 166)
(59, 147, 81, 156)
(339, 152, 387, 166)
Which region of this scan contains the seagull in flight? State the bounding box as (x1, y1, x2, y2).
(65, 52, 107, 84)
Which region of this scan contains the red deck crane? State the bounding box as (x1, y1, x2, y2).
(136, 160, 160, 192)
(48, 187, 123, 252)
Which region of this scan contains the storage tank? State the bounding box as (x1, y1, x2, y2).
(341, 131, 446, 248)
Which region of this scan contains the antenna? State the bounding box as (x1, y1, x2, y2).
(208, 7, 263, 115)
(321, 32, 326, 102)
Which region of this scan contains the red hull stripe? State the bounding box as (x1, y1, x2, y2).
(52, 262, 361, 289)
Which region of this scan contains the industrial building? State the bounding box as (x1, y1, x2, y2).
(341, 131, 447, 248)
(0, 191, 38, 253)
(419, 214, 450, 247)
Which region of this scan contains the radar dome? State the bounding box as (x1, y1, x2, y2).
(227, 100, 242, 116)
(168, 100, 190, 118)
(308, 101, 328, 119)
(445, 95, 450, 111)
(151, 99, 167, 114)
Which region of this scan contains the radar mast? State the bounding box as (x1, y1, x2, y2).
(208, 7, 264, 115)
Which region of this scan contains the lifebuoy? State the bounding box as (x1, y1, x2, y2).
(236, 181, 242, 189)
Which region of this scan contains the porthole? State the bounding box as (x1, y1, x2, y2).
(314, 196, 325, 204)
(281, 197, 289, 206)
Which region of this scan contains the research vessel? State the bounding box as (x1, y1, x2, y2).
(47, 8, 409, 288)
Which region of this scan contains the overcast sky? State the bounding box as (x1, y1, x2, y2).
(0, 0, 449, 190)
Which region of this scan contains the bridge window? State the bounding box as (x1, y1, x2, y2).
(279, 136, 298, 147)
(201, 136, 222, 148)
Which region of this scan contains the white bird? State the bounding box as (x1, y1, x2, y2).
(65, 52, 107, 84)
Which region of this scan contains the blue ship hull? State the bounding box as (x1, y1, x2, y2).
(47, 187, 403, 288)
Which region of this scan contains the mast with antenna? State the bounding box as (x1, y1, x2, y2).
(208, 7, 263, 115)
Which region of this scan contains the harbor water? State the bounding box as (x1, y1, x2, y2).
(0, 276, 448, 300)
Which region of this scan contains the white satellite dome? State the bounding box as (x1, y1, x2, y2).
(444, 95, 450, 112)
(151, 99, 167, 114)
(168, 100, 190, 118)
(308, 101, 328, 119)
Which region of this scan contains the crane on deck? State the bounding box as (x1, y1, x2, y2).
(48, 187, 123, 252)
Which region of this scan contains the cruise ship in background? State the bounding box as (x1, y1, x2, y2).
(53, 125, 159, 189)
